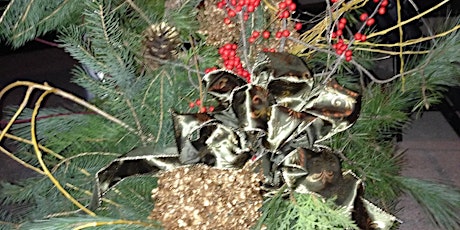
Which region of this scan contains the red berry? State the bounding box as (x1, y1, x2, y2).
(189, 102, 195, 108)
(373, 0, 379, 2)
(345, 50, 352, 57)
(378, 7, 386, 15)
(195, 99, 201, 106)
(289, 3, 296, 11)
(331, 31, 337, 38)
(275, 31, 282, 38)
(345, 56, 352, 62)
(224, 17, 231, 24)
(336, 29, 343, 36)
(295, 22, 302, 31)
(332, 43, 338, 49)
(247, 5, 255, 12)
(381, 0, 389, 7)
(285, 0, 293, 4)
(366, 18, 375, 26)
(359, 13, 368, 21)
(217, 1, 225, 9)
(338, 22, 345, 30)
(249, 37, 256, 43)
(354, 32, 362, 41)
(360, 34, 367, 42)
(280, 10, 290, 19)
(336, 49, 343, 55)
(262, 30, 270, 39)
(339, 18, 347, 24)
(252, 30, 260, 38)
(235, 5, 243, 12)
(208, 106, 215, 112)
(228, 9, 236, 17)
(244, 13, 249, 20)
(331, 0, 337, 2)
(278, 2, 287, 9)
(199, 107, 206, 113)
(231, 44, 237, 50)
(282, 29, 290, 37)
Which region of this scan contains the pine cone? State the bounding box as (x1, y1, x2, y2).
(142, 22, 180, 70)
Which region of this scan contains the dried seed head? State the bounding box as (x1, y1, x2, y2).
(149, 164, 264, 229)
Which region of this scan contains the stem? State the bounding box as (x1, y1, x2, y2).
(30, 89, 96, 216)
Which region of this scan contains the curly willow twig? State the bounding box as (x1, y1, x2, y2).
(0, 81, 153, 216)
(30, 89, 96, 216)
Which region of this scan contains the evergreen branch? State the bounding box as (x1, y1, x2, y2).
(125, 98, 146, 145)
(64, 183, 120, 208)
(73, 219, 158, 229)
(0, 81, 146, 140)
(125, 0, 152, 24)
(1, 132, 64, 160)
(367, 0, 450, 39)
(13, 0, 36, 30)
(51, 152, 118, 174)
(30, 89, 96, 216)
(0, 0, 15, 24)
(395, 176, 460, 230)
(189, 37, 205, 107)
(154, 72, 166, 144)
(12, 0, 72, 41)
(0, 145, 43, 175)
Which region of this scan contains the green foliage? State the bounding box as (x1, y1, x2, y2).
(17, 216, 161, 230)
(0, 0, 84, 48)
(394, 177, 460, 230)
(256, 190, 358, 230)
(97, 176, 157, 220)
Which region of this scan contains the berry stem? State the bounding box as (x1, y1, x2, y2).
(237, 10, 252, 72)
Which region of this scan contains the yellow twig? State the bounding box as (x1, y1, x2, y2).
(0, 81, 140, 137)
(0, 146, 44, 174)
(73, 220, 158, 230)
(30, 89, 96, 216)
(396, 0, 405, 90)
(363, 24, 460, 47)
(0, 0, 15, 24)
(354, 47, 430, 55)
(3, 132, 65, 160)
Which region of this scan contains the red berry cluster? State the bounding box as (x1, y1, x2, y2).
(332, 39, 353, 62)
(374, 0, 389, 15)
(189, 99, 215, 113)
(328, 0, 389, 62)
(204, 67, 218, 74)
(218, 43, 251, 82)
(217, 0, 261, 23)
(277, 0, 297, 19)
